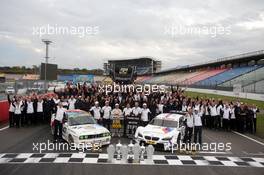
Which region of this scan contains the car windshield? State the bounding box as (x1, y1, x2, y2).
(68, 115, 96, 126)
(149, 118, 178, 128)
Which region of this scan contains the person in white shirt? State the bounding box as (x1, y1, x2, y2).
(131, 102, 142, 135)
(90, 101, 102, 124)
(141, 103, 151, 126)
(26, 98, 34, 125)
(101, 101, 112, 129)
(123, 103, 132, 137)
(193, 108, 202, 146)
(53, 96, 60, 107)
(157, 101, 164, 114)
(204, 103, 210, 128)
(230, 104, 236, 130)
(54, 102, 66, 141)
(209, 102, 217, 129)
(251, 104, 259, 134)
(184, 109, 194, 146)
(68, 96, 76, 110)
(216, 103, 223, 129)
(37, 98, 44, 124)
(133, 93, 141, 102)
(132, 102, 142, 118)
(222, 103, 231, 131)
(181, 102, 188, 112)
(111, 103, 123, 137)
(13, 98, 24, 128)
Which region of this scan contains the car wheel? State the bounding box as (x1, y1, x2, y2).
(68, 135, 74, 147)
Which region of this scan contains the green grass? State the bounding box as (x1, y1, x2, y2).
(185, 91, 264, 110)
(185, 91, 264, 138)
(257, 114, 264, 138)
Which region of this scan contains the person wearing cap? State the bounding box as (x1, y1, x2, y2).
(101, 101, 112, 128)
(90, 101, 102, 124)
(193, 107, 203, 147)
(111, 103, 123, 137)
(140, 103, 151, 126)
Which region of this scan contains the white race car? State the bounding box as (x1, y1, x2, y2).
(135, 112, 186, 151)
(50, 109, 111, 149)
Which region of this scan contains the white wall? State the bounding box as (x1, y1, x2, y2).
(186, 88, 264, 101)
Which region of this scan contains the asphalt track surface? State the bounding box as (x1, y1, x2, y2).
(0, 124, 263, 175)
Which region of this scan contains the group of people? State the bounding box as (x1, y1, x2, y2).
(7, 94, 57, 128)
(7, 82, 260, 144)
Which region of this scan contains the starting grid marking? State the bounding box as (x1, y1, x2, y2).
(0, 153, 263, 167)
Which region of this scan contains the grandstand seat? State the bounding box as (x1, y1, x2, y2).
(196, 65, 261, 86)
(181, 69, 228, 85)
(221, 66, 264, 87)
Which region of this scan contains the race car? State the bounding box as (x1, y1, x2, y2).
(50, 109, 111, 149)
(134, 112, 186, 151)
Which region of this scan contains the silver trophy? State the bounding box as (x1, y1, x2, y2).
(146, 145, 155, 164)
(133, 143, 141, 163)
(116, 140, 122, 160)
(107, 144, 115, 163)
(128, 140, 134, 162)
(140, 143, 146, 161)
(121, 145, 128, 163)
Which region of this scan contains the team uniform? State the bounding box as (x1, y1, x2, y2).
(101, 105, 112, 130)
(193, 109, 202, 146)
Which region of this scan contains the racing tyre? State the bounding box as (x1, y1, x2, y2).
(68, 135, 74, 144)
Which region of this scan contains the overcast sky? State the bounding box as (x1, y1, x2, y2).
(0, 0, 263, 70)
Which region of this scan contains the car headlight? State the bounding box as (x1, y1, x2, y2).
(103, 132, 111, 137)
(79, 135, 89, 140)
(138, 132, 143, 138)
(162, 137, 172, 141)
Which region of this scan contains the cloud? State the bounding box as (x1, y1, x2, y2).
(0, 0, 263, 70)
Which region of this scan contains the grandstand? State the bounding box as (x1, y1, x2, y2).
(136, 50, 264, 94)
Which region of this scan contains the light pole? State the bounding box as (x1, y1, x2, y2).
(42, 39, 52, 91)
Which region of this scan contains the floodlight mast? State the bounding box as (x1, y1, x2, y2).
(42, 39, 52, 92)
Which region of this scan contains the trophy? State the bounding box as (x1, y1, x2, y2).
(116, 140, 122, 160)
(140, 143, 146, 161)
(107, 144, 115, 163)
(128, 140, 134, 162)
(133, 143, 140, 163)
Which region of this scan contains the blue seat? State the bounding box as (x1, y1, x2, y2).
(196, 66, 260, 86)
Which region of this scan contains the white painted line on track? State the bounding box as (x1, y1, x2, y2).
(232, 131, 264, 146)
(0, 125, 9, 131)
